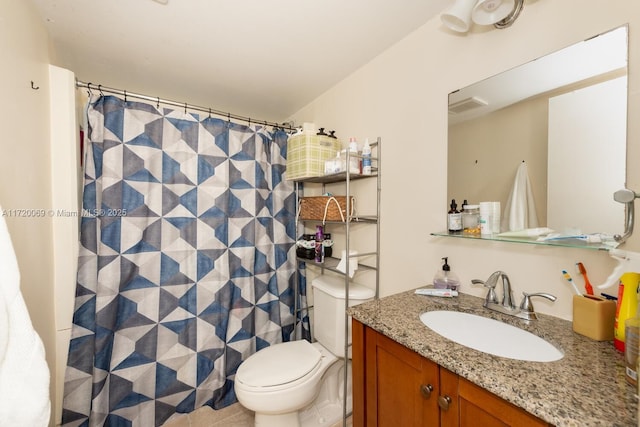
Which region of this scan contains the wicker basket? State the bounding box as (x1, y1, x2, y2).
(298, 196, 355, 222)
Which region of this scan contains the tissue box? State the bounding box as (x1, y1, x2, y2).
(286, 134, 341, 180)
(572, 295, 616, 341)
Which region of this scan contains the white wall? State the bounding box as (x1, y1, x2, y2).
(290, 0, 640, 320)
(0, 0, 55, 425)
(547, 77, 626, 233)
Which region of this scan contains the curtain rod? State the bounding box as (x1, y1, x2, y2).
(75, 79, 296, 131)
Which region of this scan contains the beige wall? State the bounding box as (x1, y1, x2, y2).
(448, 95, 549, 226)
(0, 0, 55, 425)
(290, 0, 640, 320)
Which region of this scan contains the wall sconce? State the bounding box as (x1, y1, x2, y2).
(441, 0, 524, 33)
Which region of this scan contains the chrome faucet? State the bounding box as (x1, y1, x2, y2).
(472, 271, 556, 321)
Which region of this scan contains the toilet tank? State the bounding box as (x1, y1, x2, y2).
(311, 275, 375, 358)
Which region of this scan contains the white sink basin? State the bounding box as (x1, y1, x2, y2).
(419, 311, 563, 362)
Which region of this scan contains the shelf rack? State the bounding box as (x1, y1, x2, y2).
(293, 137, 381, 426)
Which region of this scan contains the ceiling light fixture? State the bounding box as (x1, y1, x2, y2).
(441, 0, 524, 33)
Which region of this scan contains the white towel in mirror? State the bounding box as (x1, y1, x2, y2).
(502, 162, 539, 232)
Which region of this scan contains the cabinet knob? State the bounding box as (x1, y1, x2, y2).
(437, 395, 452, 411)
(420, 384, 433, 399)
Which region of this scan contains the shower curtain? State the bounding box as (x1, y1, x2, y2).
(62, 95, 309, 427)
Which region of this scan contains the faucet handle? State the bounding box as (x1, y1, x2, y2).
(519, 292, 557, 319)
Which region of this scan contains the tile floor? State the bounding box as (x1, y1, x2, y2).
(161, 403, 352, 427)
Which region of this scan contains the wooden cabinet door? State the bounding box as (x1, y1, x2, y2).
(372, 331, 440, 426)
(352, 320, 439, 426)
(458, 378, 549, 427)
(438, 367, 459, 427)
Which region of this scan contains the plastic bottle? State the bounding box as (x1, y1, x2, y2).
(614, 272, 640, 352)
(348, 137, 360, 174)
(625, 315, 639, 385)
(314, 225, 324, 263)
(479, 201, 493, 236)
(362, 138, 372, 175)
(433, 257, 460, 291)
(448, 199, 462, 233)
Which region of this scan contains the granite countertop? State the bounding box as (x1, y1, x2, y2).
(348, 289, 638, 427)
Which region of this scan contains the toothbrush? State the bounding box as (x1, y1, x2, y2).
(561, 270, 582, 296)
(575, 262, 594, 295)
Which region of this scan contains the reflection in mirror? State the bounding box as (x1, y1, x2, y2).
(446, 25, 628, 247)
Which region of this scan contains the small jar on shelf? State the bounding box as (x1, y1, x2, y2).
(462, 204, 480, 234)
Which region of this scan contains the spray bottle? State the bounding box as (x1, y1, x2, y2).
(597, 249, 640, 352)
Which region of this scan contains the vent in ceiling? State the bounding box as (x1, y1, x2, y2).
(448, 96, 488, 114)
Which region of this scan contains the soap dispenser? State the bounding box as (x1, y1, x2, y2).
(433, 257, 460, 291)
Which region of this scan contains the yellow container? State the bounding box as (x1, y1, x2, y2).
(572, 295, 616, 341)
(625, 316, 639, 385)
(614, 272, 640, 352)
(285, 134, 341, 180)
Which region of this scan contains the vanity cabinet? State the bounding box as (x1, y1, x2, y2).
(352, 320, 550, 427)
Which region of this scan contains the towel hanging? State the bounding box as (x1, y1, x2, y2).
(502, 161, 539, 231)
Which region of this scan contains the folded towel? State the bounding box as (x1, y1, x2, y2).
(0, 205, 51, 426)
(502, 162, 539, 232)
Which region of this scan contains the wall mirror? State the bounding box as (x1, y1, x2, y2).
(437, 25, 628, 250)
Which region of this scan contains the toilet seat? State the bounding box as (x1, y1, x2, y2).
(236, 340, 323, 391)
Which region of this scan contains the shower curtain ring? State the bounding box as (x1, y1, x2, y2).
(208, 108, 212, 118)
(124, 90, 127, 102)
(184, 102, 187, 114)
(157, 97, 160, 109)
(87, 82, 93, 97)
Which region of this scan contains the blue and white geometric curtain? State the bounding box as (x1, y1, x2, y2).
(62, 95, 309, 426)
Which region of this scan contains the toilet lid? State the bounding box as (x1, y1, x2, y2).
(236, 340, 322, 387)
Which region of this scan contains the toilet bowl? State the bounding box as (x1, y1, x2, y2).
(234, 276, 375, 427)
(235, 340, 338, 427)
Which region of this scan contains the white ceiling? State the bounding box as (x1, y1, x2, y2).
(31, 0, 450, 123)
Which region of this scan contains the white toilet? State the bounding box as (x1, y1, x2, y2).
(235, 275, 375, 427)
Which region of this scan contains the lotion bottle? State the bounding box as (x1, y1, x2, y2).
(362, 138, 372, 175)
(348, 137, 359, 174)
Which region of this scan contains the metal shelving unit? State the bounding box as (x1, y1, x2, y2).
(293, 137, 381, 426)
